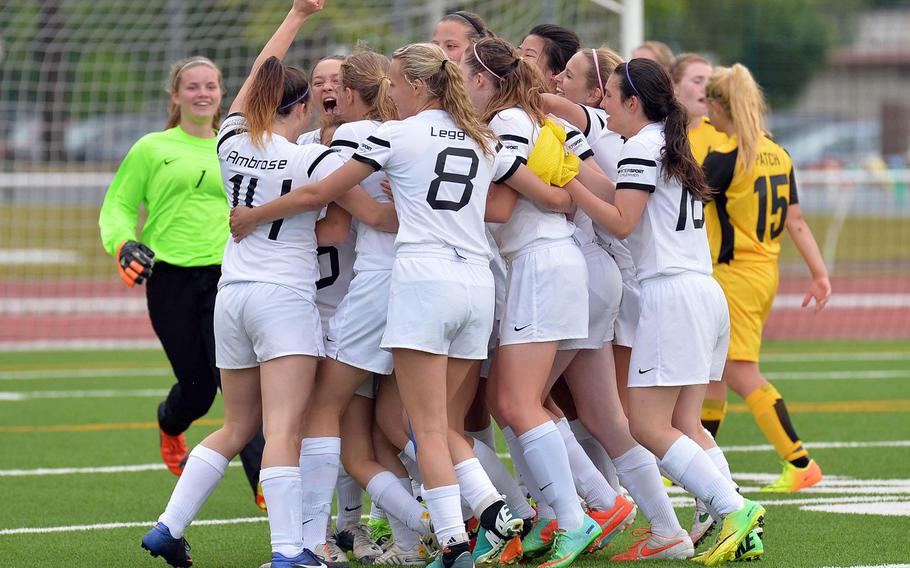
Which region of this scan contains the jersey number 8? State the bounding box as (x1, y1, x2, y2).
(426, 148, 479, 212)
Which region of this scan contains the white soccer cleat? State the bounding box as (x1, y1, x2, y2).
(689, 498, 717, 548)
(374, 541, 428, 566)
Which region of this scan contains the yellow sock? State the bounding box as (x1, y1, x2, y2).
(745, 383, 809, 463)
(700, 399, 728, 438)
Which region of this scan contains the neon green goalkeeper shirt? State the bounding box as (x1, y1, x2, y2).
(99, 126, 229, 267)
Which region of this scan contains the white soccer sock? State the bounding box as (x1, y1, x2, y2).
(366, 472, 421, 548)
(454, 457, 501, 519)
(556, 418, 619, 511)
(423, 484, 469, 546)
(473, 439, 536, 519)
(706, 446, 736, 486)
(518, 421, 584, 531)
(660, 436, 744, 517)
(299, 437, 341, 550)
(569, 419, 622, 493)
(613, 444, 683, 538)
(158, 445, 229, 539)
(335, 468, 363, 531)
(503, 426, 556, 519)
(261, 466, 305, 558)
(369, 500, 386, 521)
(366, 471, 428, 535)
(466, 424, 497, 454)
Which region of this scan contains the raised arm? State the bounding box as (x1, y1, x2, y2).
(229, 0, 324, 114)
(575, 158, 615, 202)
(785, 203, 831, 311)
(541, 93, 589, 133)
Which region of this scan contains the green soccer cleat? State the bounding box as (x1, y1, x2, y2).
(734, 529, 763, 562)
(701, 500, 765, 567)
(520, 517, 557, 558)
(369, 518, 393, 548)
(537, 515, 601, 568)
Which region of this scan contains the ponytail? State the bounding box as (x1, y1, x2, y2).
(706, 64, 766, 173)
(615, 59, 710, 202)
(340, 49, 399, 122)
(243, 56, 310, 148)
(392, 43, 497, 156)
(463, 37, 547, 125)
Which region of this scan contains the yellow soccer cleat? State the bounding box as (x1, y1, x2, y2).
(760, 459, 822, 493)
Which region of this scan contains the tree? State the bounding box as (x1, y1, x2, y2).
(645, 0, 867, 109)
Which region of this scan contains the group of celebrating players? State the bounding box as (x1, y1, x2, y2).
(99, 1, 833, 567)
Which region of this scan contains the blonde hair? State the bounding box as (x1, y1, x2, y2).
(462, 37, 547, 125)
(584, 46, 624, 99)
(635, 41, 674, 71)
(706, 64, 767, 173)
(165, 56, 224, 129)
(392, 43, 497, 156)
(341, 49, 399, 122)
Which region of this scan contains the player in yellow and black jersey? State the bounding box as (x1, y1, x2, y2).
(671, 53, 728, 165)
(700, 64, 832, 495)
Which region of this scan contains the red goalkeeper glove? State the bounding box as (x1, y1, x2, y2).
(116, 240, 155, 287)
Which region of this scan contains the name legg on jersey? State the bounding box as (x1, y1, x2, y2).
(430, 126, 466, 141)
(225, 150, 288, 170)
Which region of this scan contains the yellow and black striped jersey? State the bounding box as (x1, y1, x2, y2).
(688, 116, 728, 165)
(703, 133, 799, 265)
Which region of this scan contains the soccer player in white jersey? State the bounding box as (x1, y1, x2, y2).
(233, 48, 432, 566)
(460, 37, 605, 568)
(563, 58, 766, 565)
(141, 2, 342, 567)
(229, 42, 588, 568)
(544, 48, 639, 413)
(540, 46, 693, 561)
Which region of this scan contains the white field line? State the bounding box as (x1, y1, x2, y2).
(821, 564, 910, 568)
(0, 297, 146, 315)
(0, 513, 368, 537)
(0, 388, 169, 401)
(0, 250, 82, 265)
(0, 368, 172, 381)
(0, 340, 161, 352)
(762, 351, 910, 362)
(765, 370, 907, 380)
(3, 293, 907, 316)
(0, 462, 242, 477)
(773, 293, 910, 309)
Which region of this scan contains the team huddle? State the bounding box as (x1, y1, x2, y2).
(102, 1, 833, 567)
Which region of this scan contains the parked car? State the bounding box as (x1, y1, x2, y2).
(768, 113, 882, 170)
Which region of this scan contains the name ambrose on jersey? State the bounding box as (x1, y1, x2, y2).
(224, 150, 288, 170)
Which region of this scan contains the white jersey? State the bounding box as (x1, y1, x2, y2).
(577, 104, 635, 270)
(489, 107, 575, 257)
(331, 120, 396, 272)
(217, 113, 344, 295)
(556, 117, 599, 248)
(617, 121, 712, 282)
(315, 231, 356, 320)
(297, 129, 321, 146)
(352, 109, 519, 263)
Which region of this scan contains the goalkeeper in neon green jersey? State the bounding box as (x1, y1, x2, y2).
(98, 56, 265, 507)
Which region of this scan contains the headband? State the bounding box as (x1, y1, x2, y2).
(625, 63, 643, 100)
(451, 11, 484, 36)
(178, 58, 217, 74)
(591, 49, 604, 100)
(278, 84, 310, 111)
(473, 43, 503, 81)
